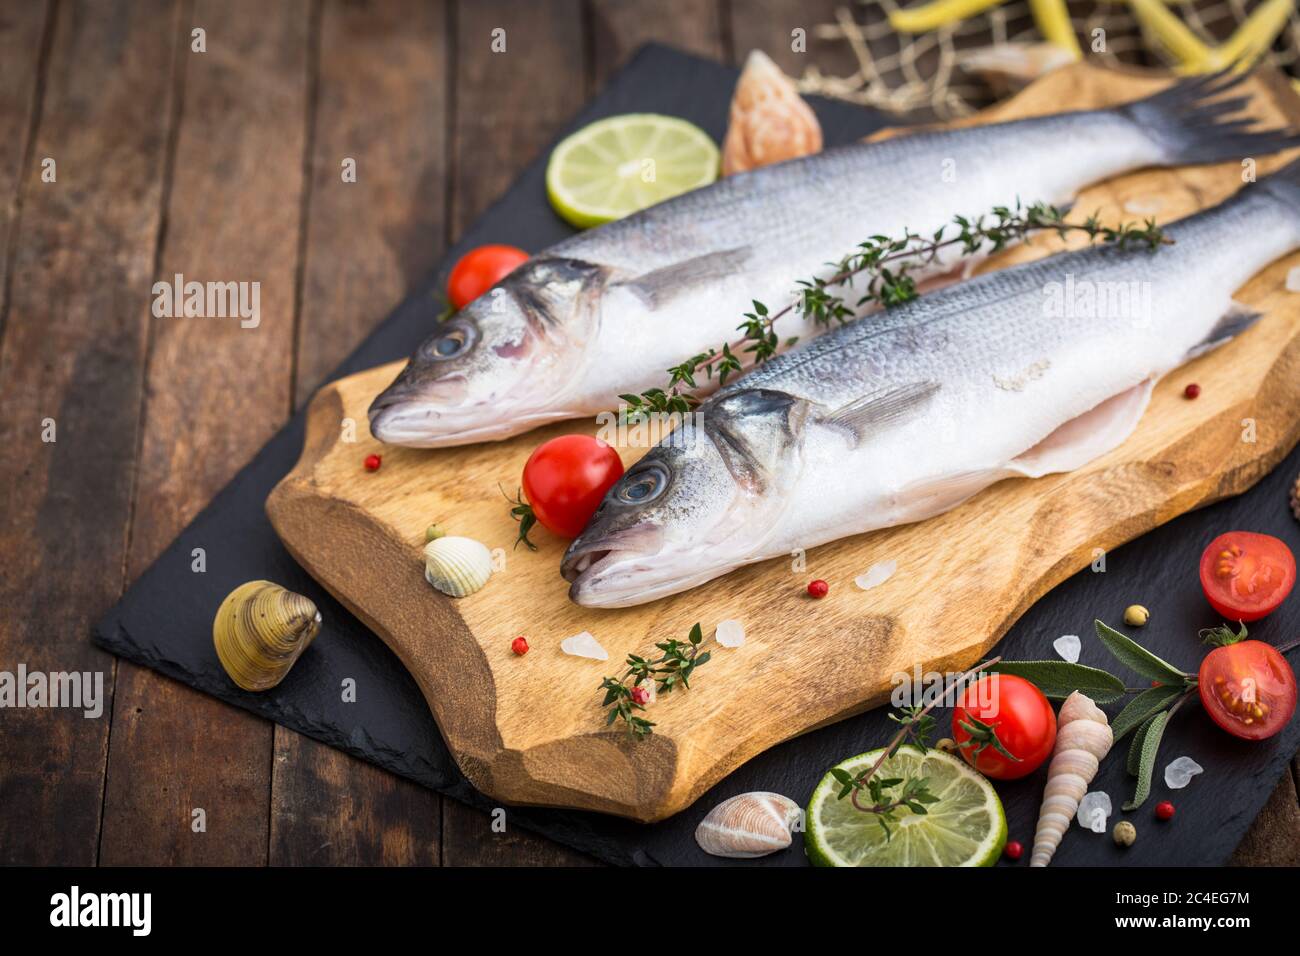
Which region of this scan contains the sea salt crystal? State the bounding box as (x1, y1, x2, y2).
(1287, 266, 1300, 293)
(1053, 634, 1081, 663)
(1123, 197, 1163, 216)
(854, 559, 898, 591)
(1164, 756, 1204, 790)
(1076, 791, 1112, 833)
(715, 619, 746, 648)
(560, 631, 608, 661)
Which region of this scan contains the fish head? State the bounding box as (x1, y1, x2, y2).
(562, 389, 807, 607)
(368, 257, 605, 446)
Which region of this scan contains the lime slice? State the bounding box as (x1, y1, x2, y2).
(546, 114, 719, 228)
(805, 745, 1007, 867)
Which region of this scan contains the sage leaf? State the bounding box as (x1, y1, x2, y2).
(990, 660, 1126, 705)
(1094, 620, 1190, 685)
(1110, 684, 1185, 743)
(1124, 709, 1170, 811)
(1126, 713, 1152, 776)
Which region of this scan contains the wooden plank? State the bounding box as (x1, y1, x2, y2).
(269, 0, 449, 867)
(1230, 759, 1300, 866)
(728, 0, 862, 75)
(587, 0, 724, 85)
(270, 731, 442, 865)
(440, 801, 598, 866)
(98, 0, 311, 865)
(0, 1, 50, 335)
(450, 0, 585, 234)
(0, 0, 180, 865)
(433, 0, 589, 865)
(267, 66, 1300, 823)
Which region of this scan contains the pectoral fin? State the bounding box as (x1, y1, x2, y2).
(617, 247, 752, 309)
(823, 381, 941, 446)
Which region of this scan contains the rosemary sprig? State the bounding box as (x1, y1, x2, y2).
(833, 657, 1000, 839)
(621, 202, 1170, 416)
(600, 623, 711, 738)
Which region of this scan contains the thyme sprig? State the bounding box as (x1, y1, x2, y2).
(621, 202, 1170, 416)
(501, 485, 538, 551)
(833, 657, 1000, 839)
(600, 623, 711, 738)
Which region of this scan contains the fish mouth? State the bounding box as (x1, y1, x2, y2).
(560, 524, 665, 599)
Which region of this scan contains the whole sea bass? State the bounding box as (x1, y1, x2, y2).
(370, 74, 1297, 447)
(560, 160, 1300, 607)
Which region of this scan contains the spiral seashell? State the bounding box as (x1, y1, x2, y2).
(423, 535, 493, 598)
(721, 50, 822, 176)
(1030, 691, 1114, 867)
(695, 791, 801, 859)
(213, 581, 321, 692)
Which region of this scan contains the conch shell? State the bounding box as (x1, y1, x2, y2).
(423, 535, 493, 598)
(721, 50, 822, 176)
(213, 581, 321, 692)
(695, 791, 801, 858)
(1030, 691, 1114, 867)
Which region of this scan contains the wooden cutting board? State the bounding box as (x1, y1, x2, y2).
(267, 64, 1300, 823)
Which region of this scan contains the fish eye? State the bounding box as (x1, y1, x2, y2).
(618, 462, 669, 504)
(421, 320, 477, 361)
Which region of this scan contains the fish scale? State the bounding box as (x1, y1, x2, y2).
(370, 73, 1299, 448)
(562, 161, 1300, 607)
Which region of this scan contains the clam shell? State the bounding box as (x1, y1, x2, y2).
(695, 791, 801, 859)
(213, 580, 321, 692)
(423, 535, 493, 598)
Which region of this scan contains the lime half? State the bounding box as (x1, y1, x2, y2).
(546, 114, 719, 228)
(806, 745, 1007, 867)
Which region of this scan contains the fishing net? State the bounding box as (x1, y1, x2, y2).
(799, 0, 1300, 119)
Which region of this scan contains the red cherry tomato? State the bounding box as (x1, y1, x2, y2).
(521, 435, 624, 539)
(952, 674, 1057, 780)
(1197, 638, 1296, 740)
(446, 244, 529, 309)
(1198, 531, 1295, 622)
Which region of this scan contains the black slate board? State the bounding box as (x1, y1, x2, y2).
(94, 44, 1300, 866)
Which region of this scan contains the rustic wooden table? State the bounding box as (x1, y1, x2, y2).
(1, 0, 1296, 866)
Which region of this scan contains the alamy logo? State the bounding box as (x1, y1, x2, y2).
(49, 886, 151, 936)
(1042, 273, 1152, 327)
(151, 273, 261, 328)
(0, 665, 103, 718)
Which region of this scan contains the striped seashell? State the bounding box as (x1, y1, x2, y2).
(695, 791, 801, 859)
(1030, 691, 1114, 867)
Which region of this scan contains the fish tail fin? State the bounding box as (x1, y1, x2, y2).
(1119, 71, 1300, 166)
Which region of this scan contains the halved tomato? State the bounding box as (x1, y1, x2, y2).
(1198, 631, 1296, 740)
(1198, 531, 1295, 622)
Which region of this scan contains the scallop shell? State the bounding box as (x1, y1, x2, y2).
(424, 535, 493, 598)
(721, 50, 822, 176)
(213, 581, 321, 692)
(695, 791, 801, 859)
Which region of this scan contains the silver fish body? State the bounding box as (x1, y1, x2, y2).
(370, 74, 1297, 447)
(561, 161, 1300, 607)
